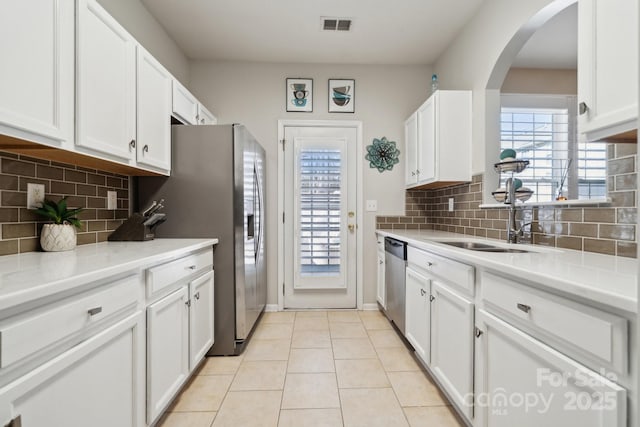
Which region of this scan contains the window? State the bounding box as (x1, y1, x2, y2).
(298, 148, 342, 275)
(500, 95, 606, 203)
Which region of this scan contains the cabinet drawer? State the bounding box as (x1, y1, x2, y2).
(407, 247, 474, 295)
(146, 249, 213, 297)
(481, 271, 627, 374)
(0, 275, 139, 369)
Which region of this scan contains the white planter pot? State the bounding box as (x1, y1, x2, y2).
(40, 224, 77, 252)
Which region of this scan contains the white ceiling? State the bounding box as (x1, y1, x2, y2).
(512, 3, 577, 69)
(140, 0, 485, 65)
(141, 0, 577, 68)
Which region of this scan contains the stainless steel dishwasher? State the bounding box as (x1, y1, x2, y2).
(384, 237, 407, 334)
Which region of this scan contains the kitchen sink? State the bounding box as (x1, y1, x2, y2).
(437, 241, 530, 253)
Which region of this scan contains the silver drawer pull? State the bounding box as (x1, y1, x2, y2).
(194, 292, 200, 300)
(517, 303, 531, 314)
(475, 327, 483, 338)
(87, 307, 103, 316)
(426, 262, 433, 267)
(420, 288, 426, 296)
(187, 265, 197, 270)
(429, 295, 435, 302)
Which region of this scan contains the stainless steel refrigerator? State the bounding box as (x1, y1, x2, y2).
(137, 124, 266, 355)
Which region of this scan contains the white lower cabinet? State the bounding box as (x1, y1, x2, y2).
(430, 280, 474, 420)
(147, 286, 190, 424)
(405, 266, 430, 364)
(0, 312, 145, 427)
(475, 310, 626, 427)
(189, 271, 215, 370)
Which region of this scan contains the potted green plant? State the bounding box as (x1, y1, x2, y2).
(35, 197, 85, 252)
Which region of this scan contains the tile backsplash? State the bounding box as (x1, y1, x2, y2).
(377, 143, 637, 258)
(0, 151, 129, 255)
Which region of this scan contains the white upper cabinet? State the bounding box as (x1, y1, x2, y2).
(405, 90, 472, 189)
(578, 0, 638, 141)
(0, 0, 74, 147)
(76, 0, 137, 162)
(172, 81, 199, 125)
(404, 112, 419, 186)
(198, 104, 217, 125)
(136, 46, 172, 172)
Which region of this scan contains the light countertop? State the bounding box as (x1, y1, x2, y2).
(376, 230, 637, 313)
(0, 238, 218, 311)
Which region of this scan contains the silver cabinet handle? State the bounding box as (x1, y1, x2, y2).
(475, 327, 483, 338)
(517, 303, 531, 313)
(579, 102, 588, 115)
(129, 139, 136, 149)
(187, 265, 197, 270)
(429, 295, 435, 302)
(185, 300, 191, 307)
(379, 260, 383, 265)
(194, 292, 200, 300)
(88, 307, 102, 316)
(411, 171, 416, 176)
(143, 144, 149, 153)
(426, 261, 433, 267)
(416, 169, 420, 175)
(420, 288, 426, 296)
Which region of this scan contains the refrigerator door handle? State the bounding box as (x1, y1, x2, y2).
(254, 165, 261, 261)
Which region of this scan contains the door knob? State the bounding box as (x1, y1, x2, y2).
(348, 224, 355, 232)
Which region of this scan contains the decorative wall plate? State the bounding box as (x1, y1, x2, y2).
(365, 137, 400, 172)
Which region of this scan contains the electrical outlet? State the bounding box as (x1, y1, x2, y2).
(107, 191, 118, 210)
(366, 200, 378, 212)
(27, 183, 45, 209)
(448, 197, 455, 212)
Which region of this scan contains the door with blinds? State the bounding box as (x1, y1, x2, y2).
(283, 126, 357, 308)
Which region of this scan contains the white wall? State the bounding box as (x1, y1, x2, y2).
(433, 0, 575, 200)
(502, 67, 577, 94)
(97, 0, 190, 84)
(189, 61, 431, 304)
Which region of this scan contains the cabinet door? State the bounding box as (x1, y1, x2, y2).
(76, 0, 136, 161)
(430, 280, 473, 420)
(198, 104, 217, 125)
(578, 0, 638, 140)
(475, 310, 626, 427)
(147, 287, 189, 424)
(189, 271, 215, 370)
(404, 112, 418, 186)
(405, 267, 430, 365)
(416, 96, 436, 183)
(0, 312, 145, 427)
(376, 249, 386, 309)
(172, 80, 199, 125)
(136, 46, 172, 172)
(0, 0, 74, 146)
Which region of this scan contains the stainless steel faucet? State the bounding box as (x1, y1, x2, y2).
(505, 177, 530, 244)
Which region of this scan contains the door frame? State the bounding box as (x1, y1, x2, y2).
(277, 120, 364, 311)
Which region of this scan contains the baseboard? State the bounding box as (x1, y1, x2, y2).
(362, 303, 380, 311)
(264, 304, 279, 312)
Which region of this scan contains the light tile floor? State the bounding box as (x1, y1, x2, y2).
(158, 310, 464, 427)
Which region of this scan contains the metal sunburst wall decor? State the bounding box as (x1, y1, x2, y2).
(365, 137, 400, 172)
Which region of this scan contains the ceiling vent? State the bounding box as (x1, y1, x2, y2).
(321, 17, 352, 32)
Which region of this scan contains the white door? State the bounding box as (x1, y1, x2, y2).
(405, 266, 431, 365)
(0, 0, 74, 146)
(404, 112, 418, 186)
(136, 45, 172, 172)
(283, 126, 357, 309)
(189, 271, 215, 371)
(0, 313, 144, 427)
(475, 310, 627, 427)
(417, 96, 436, 183)
(76, 0, 136, 161)
(430, 280, 474, 420)
(146, 287, 189, 424)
